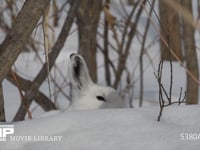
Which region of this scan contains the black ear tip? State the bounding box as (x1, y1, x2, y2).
(70, 53, 76, 58)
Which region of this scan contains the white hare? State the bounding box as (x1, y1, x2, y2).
(68, 53, 125, 110)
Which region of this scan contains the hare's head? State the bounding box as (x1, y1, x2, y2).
(68, 53, 125, 110)
(70, 84, 126, 110)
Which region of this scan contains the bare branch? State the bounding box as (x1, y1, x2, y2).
(155, 61, 186, 121)
(13, 1, 80, 121)
(0, 84, 5, 122)
(0, 0, 50, 82)
(139, 0, 155, 107)
(6, 71, 56, 112)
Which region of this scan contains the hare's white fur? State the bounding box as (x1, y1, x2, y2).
(68, 53, 125, 110)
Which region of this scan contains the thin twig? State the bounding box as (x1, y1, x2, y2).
(169, 59, 173, 104)
(43, 3, 52, 101)
(155, 61, 187, 121)
(142, 2, 200, 85)
(139, 0, 155, 107)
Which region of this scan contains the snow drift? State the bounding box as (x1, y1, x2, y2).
(1, 105, 200, 150)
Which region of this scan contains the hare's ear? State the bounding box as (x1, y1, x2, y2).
(69, 54, 93, 90)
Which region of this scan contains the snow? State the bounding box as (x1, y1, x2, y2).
(1, 1, 200, 150)
(1, 105, 200, 150)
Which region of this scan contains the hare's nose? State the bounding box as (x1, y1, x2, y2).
(70, 53, 76, 59)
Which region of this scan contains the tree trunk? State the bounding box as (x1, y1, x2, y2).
(104, 0, 111, 86)
(0, 0, 50, 83)
(181, 0, 199, 104)
(13, 1, 80, 121)
(6, 71, 56, 111)
(76, 0, 102, 82)
(159, 0, 182, 61)
(0, 84, 6, 122)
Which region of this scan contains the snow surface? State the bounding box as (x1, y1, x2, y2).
(1, 105, 200, 150)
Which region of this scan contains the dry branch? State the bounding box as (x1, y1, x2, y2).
(42, 3, 52, 100)
(6, 71, 56, 112)
(113, 0, 147, 88)
(0, 84, 5, 122)
(10, 71, 32, 119)
(13, 1, 80, 121)
(139, 0, 155, 107)
(103, 0, 111, 86)
(154, 61, 186, 121)
(142, 1, 200, 86)
(0, 0, 50, 83)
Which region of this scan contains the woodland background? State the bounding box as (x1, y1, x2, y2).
(0, 0, 199, 122)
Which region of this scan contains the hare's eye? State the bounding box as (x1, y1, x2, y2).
(96, 96, 106, 102)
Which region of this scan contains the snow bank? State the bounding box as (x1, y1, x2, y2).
(1, 105, 200, 150)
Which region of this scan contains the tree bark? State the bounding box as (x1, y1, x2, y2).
(6, 71, 56, 111)
(104, 0, 111, 86)
(0, 0, 50, 83)
(13, 1, 80, 121)
(76, 0, 102, 82)
(181, 0, 199, 104)
(159, 0, 182, 61)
